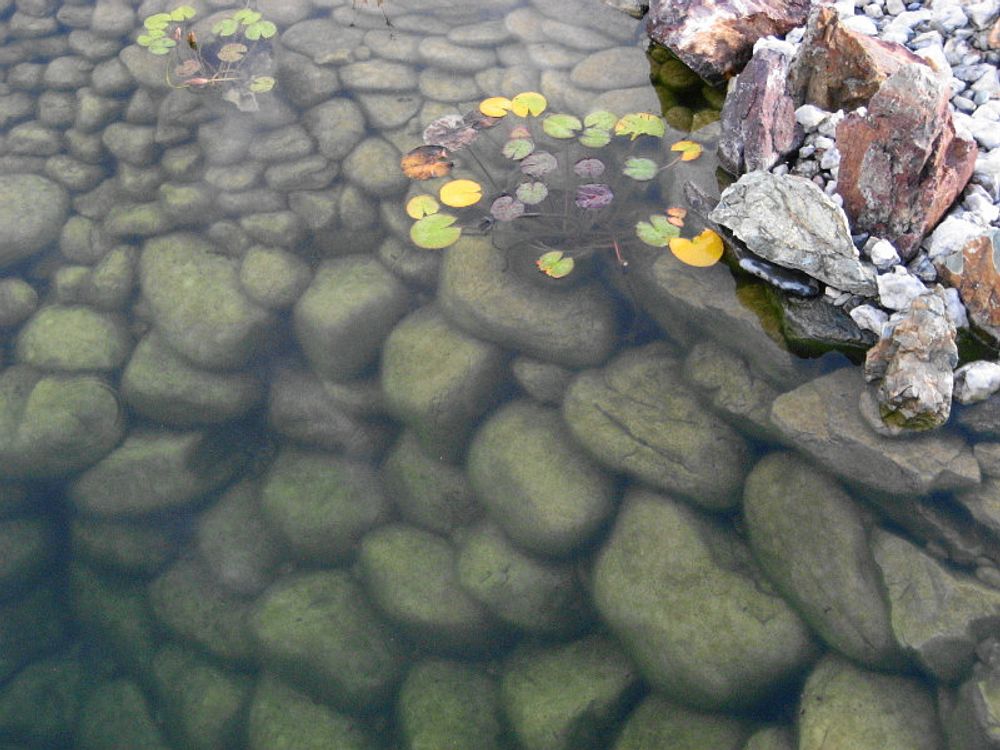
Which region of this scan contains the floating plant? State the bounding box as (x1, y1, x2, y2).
(138, 4, 277, 112)
(398, 91, 722, 279)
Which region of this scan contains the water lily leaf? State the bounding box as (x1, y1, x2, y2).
(169, 5, 196, 21)
(406, 194, 440, 219)
(584, 110, 617, 130)
(490, 195, 526, 221)
(212, 17, 239, 36)
(232, 8, 262, 24)
(174, 59, 202, 77)
(521, 151, 557, 178)
(575, 183, 613, 210)
(578, 127, 611, 148)
(542, 113, 582, 139)
(217, 42, 247, 62)
(635, 214, 680, 247)
(508, 125, 532, 140)
(670, 139, 703, 161)
(147, 37, 176, 54)
(138, 31, 165, 45)
(515, 181, 548, 205)
(410, 213, 461, 249)
(440, 179, 482, 208)
(423, 114, 478, 151)
(670, 229, 723, 267)
(573, 157, 605, 178)
(400, 145, 452, 180)
(666, 206, 687, 227)
(510, 91, 547, 117)
(502, 138, 535, 160)
(536, 250, 574, 278)
(480, 96, 513, 118)
(464, 110, 501, 131)
(144, 13, 172, 30)
(623, 157, 658, 181)
(244, 20, 277, 40)
(249, 76, 275, 93)
(614, 112, 666, 140)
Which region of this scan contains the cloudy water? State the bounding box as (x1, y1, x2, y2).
(0, 0, 994, 748)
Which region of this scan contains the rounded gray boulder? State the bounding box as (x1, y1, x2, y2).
(0, 174, 68, 268)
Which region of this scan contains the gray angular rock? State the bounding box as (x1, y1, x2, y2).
(864, 288, 958, 431)
(467, 400, 615, 558)
(719, 47, 802, 175)
(771, 367, 980, 495)
(872, 528, 1000, 681)
(709, 171, 877, 295)
(563, 345, 750, 511)
(744, 453, 902, 668)
(593, 489, 818, 710)
(381, 306, 505, 462)
(249, 571, 404, 712)
(359, 524, 503, 654)
(0, 174, 68, 268)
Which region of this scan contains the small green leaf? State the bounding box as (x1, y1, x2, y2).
(515, 181, 548, 205)
(502, 138, 534, 160)
(137, 31, 164, 46)
(249, 76, 276, 93)
(410, 213, 462, 249)
(244, 20, 277, 40)
(148, 37, 176, 54)
(578, 127, 611, 148)
(542, 113, 582, 139)
(536, 250, 575, 278)
(406, 194, 439, 219)
(232, 8, 262, 24)
(168, 5, 196, 21)
(614, 112, 666, 141)
(584, 110, 617, 130)
(144, 13, 172, 30)
(636, 214, 680, 247)
(623, 157, 658, 181)
(212, 18, 239, 36)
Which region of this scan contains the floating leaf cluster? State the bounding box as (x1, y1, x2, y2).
(138, 5, 276, 110)
(399, 91, 721, 277)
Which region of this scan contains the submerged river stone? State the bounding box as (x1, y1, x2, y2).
(564, 344, 749, 511)
(15, 305, 129, 372)
(614, 695, 752, 750)
(0, 366, 123, 479)
(0, 174, 68, 268)
(381, 306, 505, 462)
(771, 367, 981, 495)
(438, 235, 616, 368)
(140, 233, 277, 371)
(743, 453, 902, 668)
(593, 489, 817, 710)
(797, 653, 944, 750)
(249, 571, 404, 713)
(467, 401, 615, 558)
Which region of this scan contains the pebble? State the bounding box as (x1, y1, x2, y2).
(849, 303, 890, 335)
(795, 104, 828, 130)
(954, 361, 1000, 403)
(868, 238, 901, 269)
(877, 266, 929, 310)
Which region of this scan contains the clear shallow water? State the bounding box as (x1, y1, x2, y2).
(0, 0, 990, 748)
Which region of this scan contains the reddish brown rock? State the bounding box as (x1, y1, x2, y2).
(646, 0, 812, 85)
(937, 230, 1000, 343)
(836, 63, 978, 260)
(719, 47, 802, 175)
(788, 5, 926, 111)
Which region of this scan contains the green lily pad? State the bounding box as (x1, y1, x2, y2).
(232, 8, 262, 24)
(502, 138, 535, 160)
(249, 76, 276, 93)
(244, 20, 277, 40)
(410, 213, 462, 249)
(147, 36, 177, 54)
(578, 127, 611, 148)
(169, 5, 196, 21)
(542, 113, 583, 139)
(614, 112, 666, 140)
(584, 110, 617, 130)
(536, 250, 575, 278)
(212, 18, 239, 36)
(635, 214, 680, 247)
(515, 181, 548, 205)
(217, 43, 247, 62)
(623, 157, 658, 181)
(144, 13, 172, 31)
(137, 30, 165, 45)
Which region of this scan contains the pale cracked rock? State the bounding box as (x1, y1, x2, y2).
(709, 170, 877, 295)
(771, 367, 980, 495)
(864, 288, 958, 431)
(954, 361, 1000, 404)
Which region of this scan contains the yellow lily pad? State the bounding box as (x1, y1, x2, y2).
(510, 91, 547, 117)
(671, 139, 704, 161)
(479, 96, 513, 118)
(439, 179, 482, 208)
(614, 112, 666, 140)
(669, 228, 724, 267)
(406, 194, 439, 219)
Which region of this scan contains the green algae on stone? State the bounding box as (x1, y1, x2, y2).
(0, 586, 67, 685)
(613, 695, 752, 750)
(15, 305, 130, 372)
(0, 519, 53, 600)
(0, 649, 85, 746)
(249, 571, 405, 713)
(70, 516, 178, 577)
(77, 679, 170, 750)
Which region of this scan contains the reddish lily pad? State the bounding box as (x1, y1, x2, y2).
(423, 114, 479, 151)
(490, 195, 526, 221)
(575, 183, 614, 210)
(521, 151, 557, 178)
(574, 157, 605, 178)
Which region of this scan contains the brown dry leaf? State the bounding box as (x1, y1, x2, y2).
(400, 145, 453, 180)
